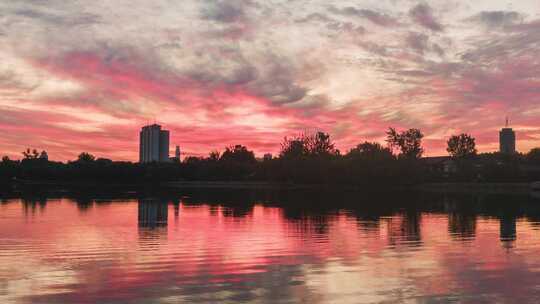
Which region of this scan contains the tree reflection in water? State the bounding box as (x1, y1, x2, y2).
(2, 189, 540, 303)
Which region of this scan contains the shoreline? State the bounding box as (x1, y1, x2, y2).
(417, 182, 534, 194)
(6, 179, 539, 194)
(163, 181, 323, 190)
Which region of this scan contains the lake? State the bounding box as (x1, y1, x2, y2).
(1, 190, 540, 303)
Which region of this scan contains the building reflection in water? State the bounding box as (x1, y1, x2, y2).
(138, 199, 168, 228)
(7, 193, 540, 304)
(500, 214, 517, 249)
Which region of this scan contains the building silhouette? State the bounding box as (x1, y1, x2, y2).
(499, 118, 516, 154)
(139, 124, 170, 163)
(175, 146, 181, 161)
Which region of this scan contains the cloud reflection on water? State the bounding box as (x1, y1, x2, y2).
(0, 191, 539, 303)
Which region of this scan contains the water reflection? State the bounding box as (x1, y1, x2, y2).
(75, 197, 94, 212)
(500, 214, 517, 248)
(172, 198, 180, 219)
(1, 191, 540, 303)
(387, 211, 422, 246)
(448, 212, 477, 240)
(21, 197, 47, 215)
(138, 198, 168, 228)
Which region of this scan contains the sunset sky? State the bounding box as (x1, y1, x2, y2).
(1, 0, 540, 161)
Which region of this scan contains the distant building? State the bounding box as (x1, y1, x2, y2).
(139, 124, 170, 163)
(169, 145, 181, 163)
(499, 118, 516, 154)
(175, 146, 181, 159)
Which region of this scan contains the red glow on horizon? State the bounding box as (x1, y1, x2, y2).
(0, 50, 538, 161)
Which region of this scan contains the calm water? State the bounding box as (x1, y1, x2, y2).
(1, 191, 540, 303)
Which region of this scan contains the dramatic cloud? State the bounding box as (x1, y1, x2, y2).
(200, 0, 247, 23)
(11, 8, 102, 27)
(409, 3, 443, 32)
(406, 32, 430, 54)
(0, 0, 539, 160)
(467, 11, 524, 28)
(328, 6, 399, 27)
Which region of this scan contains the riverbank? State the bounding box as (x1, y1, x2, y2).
(165, 181, 540, 195)
(8, 179, 397, 191)
(5, 179, 540, 195)
(417, 182, 534, 194)
(163, 181, 320, 190)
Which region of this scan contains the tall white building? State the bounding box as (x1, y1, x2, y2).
(139, 124, 170, 163)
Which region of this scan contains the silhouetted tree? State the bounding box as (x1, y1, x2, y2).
(347, 142, 394, 161)
(77, 152, 96, 163)
(447, 134, 477, 158)
(526, 148, 540, 165)
(0, 155, 19, 184)
(306, 132, 339, 157)
(280, 132, 338, 159)
(220, 145, 256, 163)
(7, 128, 537, 187)
(386, 128, 424, 159)
(280, 136, 308, 159)
(209, 150, 221, 161)
(22, 148, 40, 160)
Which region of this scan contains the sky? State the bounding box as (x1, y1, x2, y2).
(1, 0, 540, 161)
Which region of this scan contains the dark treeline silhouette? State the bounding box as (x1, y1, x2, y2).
(2, 129, 540, 188)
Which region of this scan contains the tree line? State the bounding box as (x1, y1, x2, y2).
(2, 128, 540, 187)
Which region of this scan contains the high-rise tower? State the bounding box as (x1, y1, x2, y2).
(499, 118, 516, 154)
(139, 124, 170, 163)
(175, 146, 181, 160)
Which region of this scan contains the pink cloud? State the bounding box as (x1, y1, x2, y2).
(1, 47, 540, 162)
